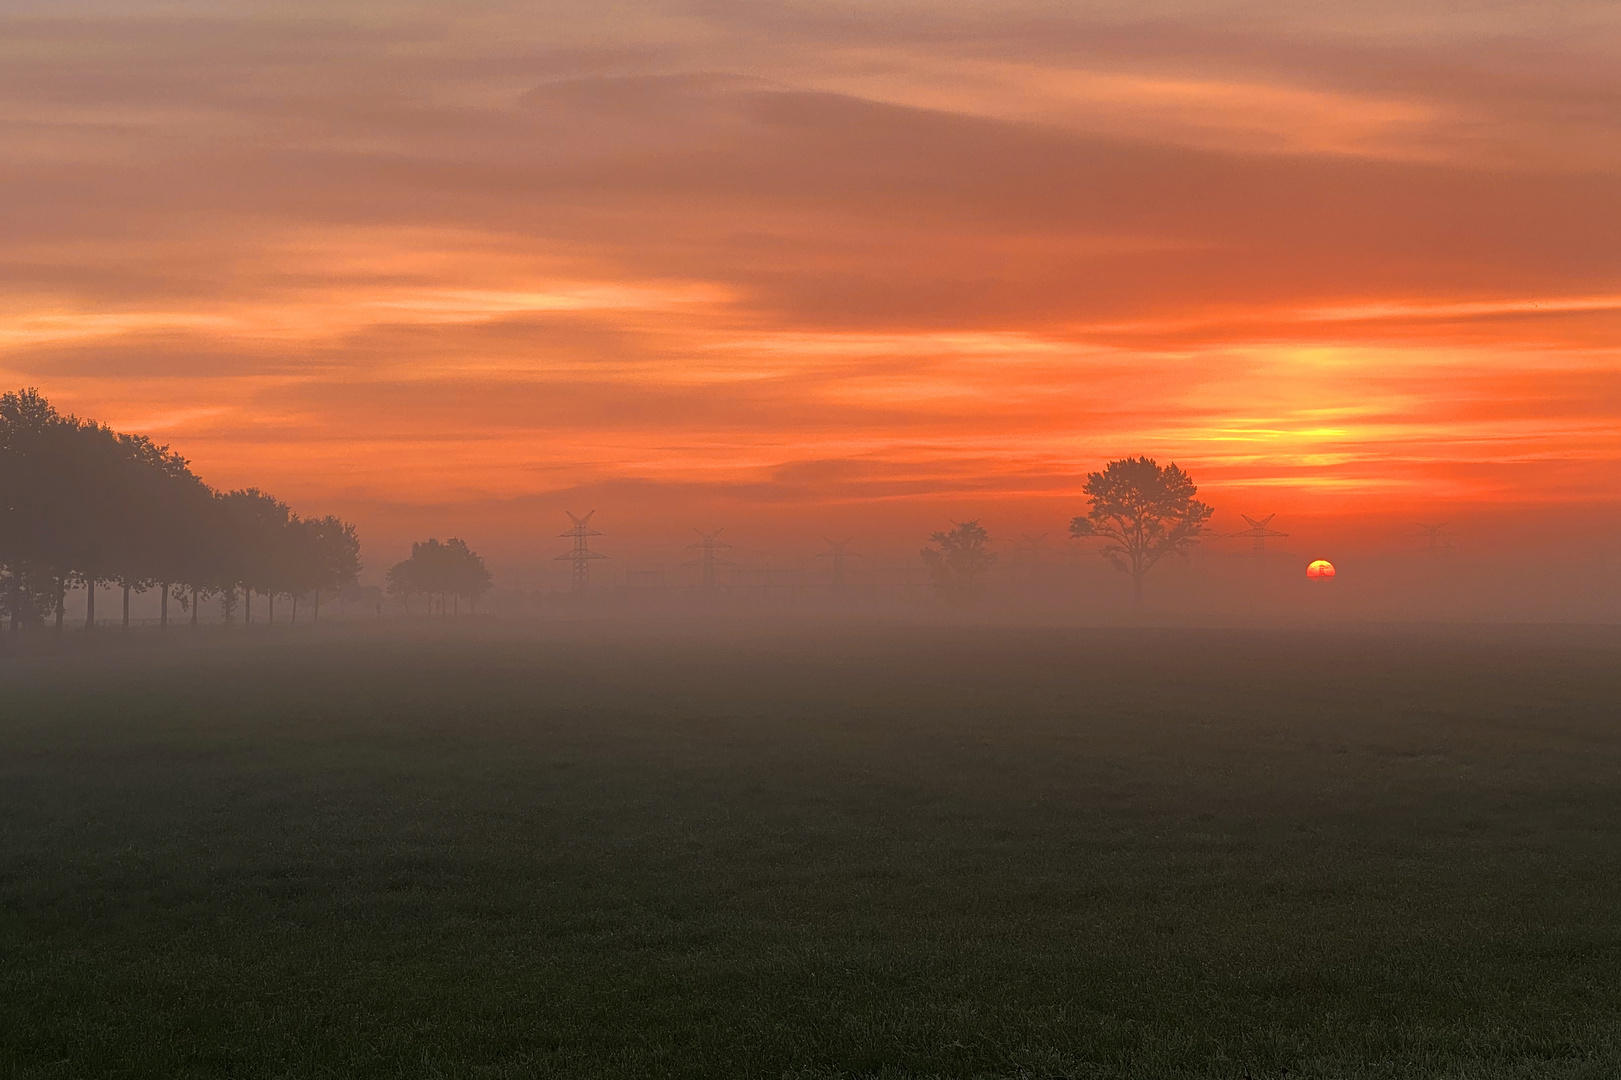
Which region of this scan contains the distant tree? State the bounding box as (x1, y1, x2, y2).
(445, 538, 492, 613)
(0, 389, 123, 630)
(1069, 456, 1213, 606)
(303, 515, 361, 622)
(921, 520, 996, 602)
(70, 420, 134, 629)
(149, 442, 212, 629)
(107, 432, 187, 628)
(171, 489, 231, 629)
(273, 512, 318, 624)
(385, 556, 420, 614)
(214, 489, 291, 626)
(386, 537, 491, 616)
(0, 389, 61, 630)
(0, 565, 55, 631)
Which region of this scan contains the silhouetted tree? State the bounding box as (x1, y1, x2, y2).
(387, 537, 490, 616)
(0, 390, 61, 630)
(214, 489, 285, 626)
(921, 520, 996, 602)
(124, 442, 216, 631)
(102, 431, 190, 629)
(0, 389, 121, 630)
(447, 538, 492, 612)
(385, 557, 419, 614)
(1069, 456, 1213, 606)
(303, 515, 362, 623)
(0, 564, 55, 631)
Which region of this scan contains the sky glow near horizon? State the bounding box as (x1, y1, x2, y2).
(3, 0, 1619, 554)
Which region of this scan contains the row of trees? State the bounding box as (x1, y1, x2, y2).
(923, 457, 1213, 604)
(0, 389, 361, 630)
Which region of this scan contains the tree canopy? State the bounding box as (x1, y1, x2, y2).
(1069, 456, 1213, 605)
(386, 538, 492, 615)
(921, 520, 996, 602)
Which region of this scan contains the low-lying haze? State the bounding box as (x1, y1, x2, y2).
(3, 1, 1617, 614)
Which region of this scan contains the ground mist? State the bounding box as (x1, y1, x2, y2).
(3, 621, 1619, 1079)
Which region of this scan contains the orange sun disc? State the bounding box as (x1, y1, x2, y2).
(1306, 559, 1336, 580)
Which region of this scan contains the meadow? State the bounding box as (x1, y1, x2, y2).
(2, 620, 1619, 1079)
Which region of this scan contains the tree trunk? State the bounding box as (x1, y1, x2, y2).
(245, 589, 252, 625)
(123, 585, 131, 629)
(312, 587, 320, 624)
(85, 579, 95, 629)
(160, 585, 169, 629)
(268, 594, 275, 624)
(191, 587, 199, 627)
(291, 595, 298, 626)
(1132, 571, 1144, 607)
(55, 577, 65, 632)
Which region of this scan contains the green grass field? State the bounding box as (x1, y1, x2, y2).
(3, 621, 1620, 1079)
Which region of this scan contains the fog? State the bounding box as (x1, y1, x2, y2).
(46, 531, 1621, 630)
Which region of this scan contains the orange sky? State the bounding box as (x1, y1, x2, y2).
(3, 1, 1619, 564)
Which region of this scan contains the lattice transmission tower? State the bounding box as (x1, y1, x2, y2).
(1415, 522, 1450, 554)
(1011, 533, 1049, 562)
(817, 537, 861, 589)
(1230, 513, 1289, 554)
(685, 529, 734, 589)
(556, 510, 607, 591)
(1008, 533, 1049, 582)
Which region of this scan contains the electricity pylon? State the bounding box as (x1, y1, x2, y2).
(555, 510, 607, 591)
(816, 537, 860, 589)
(1007, 533, 1048, 582)
(685, 529, 734, 589)
(1011, 533, 1048, 562)
(1415, 522, 1450, 553)
(1229, 513, 1289, 553)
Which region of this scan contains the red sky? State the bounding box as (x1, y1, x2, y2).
(4, 1, 1619, 567)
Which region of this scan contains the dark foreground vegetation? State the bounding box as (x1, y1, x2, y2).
(3, 623, 1619, 1079)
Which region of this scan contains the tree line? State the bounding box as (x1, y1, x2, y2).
(0, 389, 361, 631)
(3, 386, 1211, 626)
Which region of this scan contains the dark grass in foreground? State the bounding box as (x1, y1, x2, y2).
(2, 622, 1620, 1079)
